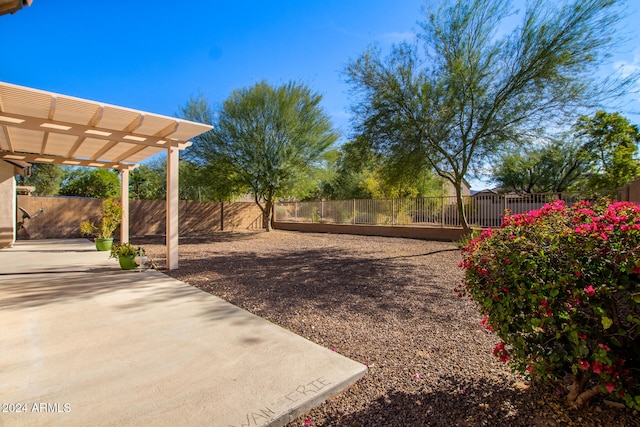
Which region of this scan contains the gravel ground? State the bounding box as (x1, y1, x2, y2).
(139, 230, 638, 427)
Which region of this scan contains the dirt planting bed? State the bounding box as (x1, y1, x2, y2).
(140, 230, 637, 426)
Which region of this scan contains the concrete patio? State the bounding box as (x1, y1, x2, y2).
(0, 239, 366, 426)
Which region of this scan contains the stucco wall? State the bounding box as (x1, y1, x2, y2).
(0, 161, 16, 248)
(15, 196, 263, 240)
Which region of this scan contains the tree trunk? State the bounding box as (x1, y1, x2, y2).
(567, 372, 600, 408)
(455, 180, 470, 232)
(263, 199, 273, 232)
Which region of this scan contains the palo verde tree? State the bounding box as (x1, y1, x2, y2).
(182, 81, 338, 231)
(346, 0, 637, 230)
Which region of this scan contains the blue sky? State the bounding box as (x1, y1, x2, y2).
(1, 0, 639, 189)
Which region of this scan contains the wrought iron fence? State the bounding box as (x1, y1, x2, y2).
(274, 191, 616, 228)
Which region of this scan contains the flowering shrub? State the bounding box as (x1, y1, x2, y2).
(459, 199, 640, 409)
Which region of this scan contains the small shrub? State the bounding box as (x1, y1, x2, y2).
(79, 199, 122, 239)
(459, 199, 640, 409)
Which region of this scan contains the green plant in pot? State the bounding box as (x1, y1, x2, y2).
(110, 242, 147, 270)
(79, 199, 122, 251)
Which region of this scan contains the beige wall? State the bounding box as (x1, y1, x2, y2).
(0, 161, 16, 248)
(16, 196, 263, 240)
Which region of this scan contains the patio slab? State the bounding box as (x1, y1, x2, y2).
(0, 239, 366, 426)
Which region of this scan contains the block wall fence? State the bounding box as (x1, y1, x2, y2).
(16, 196, 263, 240)
(13, 177, 640, 242)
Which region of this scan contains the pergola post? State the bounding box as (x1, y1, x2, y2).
(120, 168, 130, 243)
(166, 146, 179, 270)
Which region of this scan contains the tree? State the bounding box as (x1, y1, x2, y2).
(129, 163, 165, 200)
(181, 81, 338, 230)
(323, 137, 445, 200)
(346, 0, 636, 230)
(575, 110, 640, 190)
(493, 138, 591, 193)
(16, 163, 65, 195)
(59, 168, 120, 198)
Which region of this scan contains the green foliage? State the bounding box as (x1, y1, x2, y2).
(575, 111, 640, 190)
(129, 162, 165, 200)
(16, 163, 65, 195)
(79, 199, 122, 239)
(346, 0, 636, 230)
(494, 138, 591, 193)
(459, 199, 640, 409)
(181, 81, 338, 230)
(178, 158, 247, 202)
(110, 242, 145, 259)
(60, 168, 120, 198)
(324, 138, 445, 200)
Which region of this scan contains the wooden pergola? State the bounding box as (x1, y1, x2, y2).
(0, 81, 213, 269)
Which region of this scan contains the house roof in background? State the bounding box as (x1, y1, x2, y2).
(0, 81, 213, 170)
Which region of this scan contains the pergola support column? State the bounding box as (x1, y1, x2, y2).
(166, 146, 179, 270)
(120, 169, 130, 243)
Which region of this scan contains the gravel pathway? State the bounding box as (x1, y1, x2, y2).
(139, 230, 637, 426)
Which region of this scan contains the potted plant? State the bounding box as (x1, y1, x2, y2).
(110, 242, 147, 270)
(80, 199, 122, 251)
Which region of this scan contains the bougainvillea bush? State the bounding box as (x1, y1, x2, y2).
(459, 199, 640, 409)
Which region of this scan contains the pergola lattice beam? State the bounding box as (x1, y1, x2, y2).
(1, 151, 138, 170)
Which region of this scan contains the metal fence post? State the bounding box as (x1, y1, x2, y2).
(391, 199, 395, 225)
(353, 199, 356, 224)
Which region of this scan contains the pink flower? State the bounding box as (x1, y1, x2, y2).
(578, 360, 590, 370)
(305, 418, 312, 426)
(540, 299, 548, 308)
(415, 373, 421, 379)
(604, 382, 615, 393)
(584, 285, 595, 297)
(578, 332, 587, 341)
(592, 361, 604, 374)
(598, 343, 611, 352)
(493, 341, 510, 362)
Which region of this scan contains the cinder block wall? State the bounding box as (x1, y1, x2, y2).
(16, 196, 263, 240)
(273, 221, 467, 241)
(618, 178, 640, 203)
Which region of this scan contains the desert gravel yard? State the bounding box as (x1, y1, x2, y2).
(140, 230, 637, 426)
